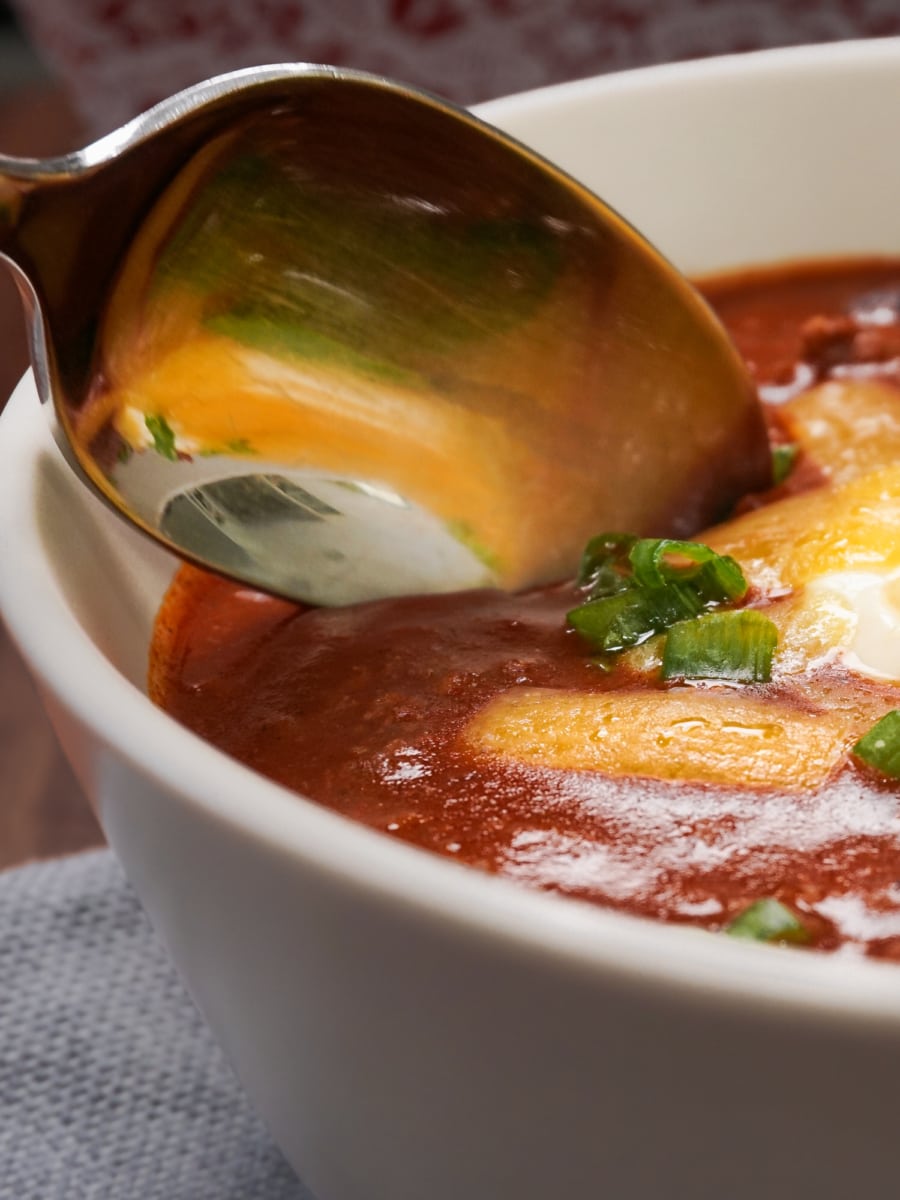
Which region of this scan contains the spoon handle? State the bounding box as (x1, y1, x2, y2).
(0, 158, 54, 403)
(0, 153, 56, 180)
(0, 154, 82, 268)
(0, 151, 72, 207)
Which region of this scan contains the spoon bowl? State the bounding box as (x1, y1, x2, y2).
(0, 65, 769, 605)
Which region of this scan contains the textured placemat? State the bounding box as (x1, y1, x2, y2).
(0, 848, 313, 1199)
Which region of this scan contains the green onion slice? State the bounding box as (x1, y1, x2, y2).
(567, 581, 712, 654)
(661, 610, 778, 683)
(576, 532, 637, 592)
(771, 443, 798, 487)
(852, 709, 900, 779)
(567, 591, 658, 654)
(568, 533, 751, 656)
(725, 898, 811, 944)
(629, 538, 747, 602)
(145, 413, 178, 461)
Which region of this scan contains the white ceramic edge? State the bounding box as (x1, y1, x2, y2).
(477, 33, 900, 126)
(479, 34, 900, 279)
(5, 37, 900, 1028)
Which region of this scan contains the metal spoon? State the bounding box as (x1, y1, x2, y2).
(0, 64, 769, 606)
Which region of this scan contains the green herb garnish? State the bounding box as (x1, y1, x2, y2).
(771, 443, 798, 487)
(725, 898, 811, 944)
(852, 709, 900, 779)
(629, 538, 746, 602)
(569, 583, 709, 653)
(662, 609, 778, 683)
(577, 532, 638, 590)
(567, 534, 748, 655)
(144, 413, 178, 461)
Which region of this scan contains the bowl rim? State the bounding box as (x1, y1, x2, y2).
(6, 37, 900, 1028)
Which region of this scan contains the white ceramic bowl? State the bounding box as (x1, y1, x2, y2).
(4, 40, 900, 1200)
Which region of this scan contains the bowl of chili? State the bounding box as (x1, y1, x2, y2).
(4, 38, 900, 1200)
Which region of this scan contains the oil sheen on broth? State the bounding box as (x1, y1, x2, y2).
(149, 258, 900, 959)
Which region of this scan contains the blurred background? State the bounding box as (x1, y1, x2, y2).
(2, 0, 900, 868)
(0, 0, 89, 869)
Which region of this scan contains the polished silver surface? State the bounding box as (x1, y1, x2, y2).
(0, 64, 769, 604)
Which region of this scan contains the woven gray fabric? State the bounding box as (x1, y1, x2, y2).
(0, 849, 313, 1199)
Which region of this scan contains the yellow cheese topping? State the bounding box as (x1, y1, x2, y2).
(464, 687, 852, 790)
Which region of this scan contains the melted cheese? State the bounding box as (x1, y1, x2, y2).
(465, 688, 852, 790)
(782, 379, 900, 485)
(704, 464, 900, 592)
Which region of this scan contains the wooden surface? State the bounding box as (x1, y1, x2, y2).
(0, 83, 105, 869)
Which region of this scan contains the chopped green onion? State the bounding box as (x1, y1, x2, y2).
(661, 610, 778, 683)
(568, 533, 750, 655)
(771, 443, 798, 487)
(145, 413, 178, 461)
(641, 582, 707, 627)
(567, 581, 712, 654)
(629, 538, 746, 602)
(725, 898, 811, 944)
(577, 532, 637, 591)
(852, 709, 900, 779)
(567, 591, 658, 653)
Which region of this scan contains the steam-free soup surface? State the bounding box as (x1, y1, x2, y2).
(151, 259, 900, 958)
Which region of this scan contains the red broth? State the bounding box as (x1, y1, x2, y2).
(150, 258, 900, 958)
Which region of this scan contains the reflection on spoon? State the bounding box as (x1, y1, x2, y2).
(0, 66, 769, 604)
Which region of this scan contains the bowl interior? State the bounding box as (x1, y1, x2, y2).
(480, 39, 900, 274)
(27, 429, 173, 691)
